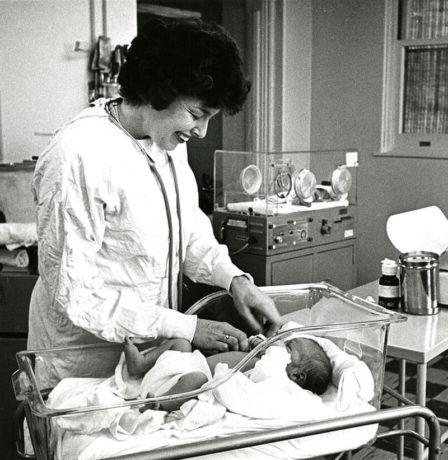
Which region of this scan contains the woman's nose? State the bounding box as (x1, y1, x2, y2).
(192, 120, 209, 139)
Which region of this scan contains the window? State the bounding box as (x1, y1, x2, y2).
(381, 0, 448, 157)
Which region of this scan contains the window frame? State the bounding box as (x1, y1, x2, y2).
(380, 0, 448, 158)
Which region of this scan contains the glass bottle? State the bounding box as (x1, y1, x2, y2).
(378, 258, 400, 309)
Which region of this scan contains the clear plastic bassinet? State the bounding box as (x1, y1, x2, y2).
(185, 282, 406, 411)
(12, 282, 405, 459)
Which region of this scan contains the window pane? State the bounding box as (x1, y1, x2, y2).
(400, 0, 448, 39)
(402, 46, 448, 133)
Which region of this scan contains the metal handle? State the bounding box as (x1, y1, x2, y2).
(13, 400, 35, 459)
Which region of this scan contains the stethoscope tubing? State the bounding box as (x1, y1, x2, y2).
(106, 100, 183, 311)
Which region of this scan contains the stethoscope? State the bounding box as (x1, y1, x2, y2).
(105, 98, 183, 311)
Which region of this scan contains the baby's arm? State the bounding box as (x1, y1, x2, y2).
(125, 337, 192, 376)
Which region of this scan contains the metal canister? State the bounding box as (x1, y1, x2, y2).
(399, 251, 439, 315)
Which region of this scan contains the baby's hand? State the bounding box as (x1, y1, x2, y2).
(248, 334, 266, 350)
(263, 319, 287, 337)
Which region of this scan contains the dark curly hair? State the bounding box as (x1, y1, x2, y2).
(289, 338, 332, 396)
(118, 18, 251, 115)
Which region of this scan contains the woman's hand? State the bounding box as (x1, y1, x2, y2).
(192, 318, 249, 352)
(230, 275, 283, 335)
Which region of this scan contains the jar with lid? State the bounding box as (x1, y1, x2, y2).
(378, 258, 400, 309)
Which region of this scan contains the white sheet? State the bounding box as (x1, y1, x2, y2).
(48, 374, 377, 460)
(45, 327, 380, 459)
(52, 383, 376, 460)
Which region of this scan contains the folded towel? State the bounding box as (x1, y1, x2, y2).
(0, 222, 37, 249)
(0, 247, 29, 267)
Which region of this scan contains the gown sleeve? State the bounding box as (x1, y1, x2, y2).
(182, 206, 249, 290)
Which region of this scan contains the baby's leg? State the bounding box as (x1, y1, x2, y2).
(125, 337, 192, 376)
(139, 392, 160, 412)
(155, 352, 258, 412)
(157, 371, 209, 412)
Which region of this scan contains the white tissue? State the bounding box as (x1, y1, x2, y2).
(386, 206, 448, 255)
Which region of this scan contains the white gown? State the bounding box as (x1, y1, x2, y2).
(28, 99, 246, 382)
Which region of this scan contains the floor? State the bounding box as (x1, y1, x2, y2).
(349, 353, 448, 459)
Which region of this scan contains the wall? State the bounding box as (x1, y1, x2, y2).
(0, 0, 136, 163)
(282, 0, 312, 151)
(105, 0, 138, 44)
(4, 0, 443, 284)
(222, 0, 248, 151)
(310, 0, 448, 285)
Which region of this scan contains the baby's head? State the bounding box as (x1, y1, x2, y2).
(285, 337, 331, 395)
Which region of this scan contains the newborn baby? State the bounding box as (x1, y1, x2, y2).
(123, 335, 331, 412)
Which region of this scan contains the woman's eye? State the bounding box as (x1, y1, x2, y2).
(190, 112, 201, 120)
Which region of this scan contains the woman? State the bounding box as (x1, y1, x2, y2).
(28, 18, 281, 379)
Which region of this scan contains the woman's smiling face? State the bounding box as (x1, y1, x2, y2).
(144, 97, 220, 151)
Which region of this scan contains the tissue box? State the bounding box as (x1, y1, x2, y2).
(440, 270, 448, 306)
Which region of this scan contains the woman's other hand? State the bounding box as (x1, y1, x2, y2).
(263, 320, 283, 337)
(230, 275, 283, 335)
(192, 318, 249, 352)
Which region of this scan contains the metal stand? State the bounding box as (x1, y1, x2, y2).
(115, 405, 442, 460)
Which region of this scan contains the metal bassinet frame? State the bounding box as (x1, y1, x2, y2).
(12, 283, 444, 459)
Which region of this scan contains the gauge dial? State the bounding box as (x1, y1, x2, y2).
(294, 169, 317, 203)
(331, 166, 352, 196)
(240, 164, 262, 195)
(274, 170, 292, 198)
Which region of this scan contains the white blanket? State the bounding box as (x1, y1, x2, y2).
(46, 328, 378, 460)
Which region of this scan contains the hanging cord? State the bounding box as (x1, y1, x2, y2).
(230, 242, 251, 256)
(167, 154, 183, 311)
(230, 206, 255, 256)
(106, 100, 181, 310)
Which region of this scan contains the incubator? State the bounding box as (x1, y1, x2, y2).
(214, 149, 357, 216)
(212, 149, 359, 288)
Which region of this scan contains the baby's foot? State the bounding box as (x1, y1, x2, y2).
(124, 337, 146, 376)
(139, 392, 161, 413)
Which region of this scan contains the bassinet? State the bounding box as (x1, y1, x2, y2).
(12, 282, 442, 459)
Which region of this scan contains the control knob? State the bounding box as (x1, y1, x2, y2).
(320, 219, 332, 235)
